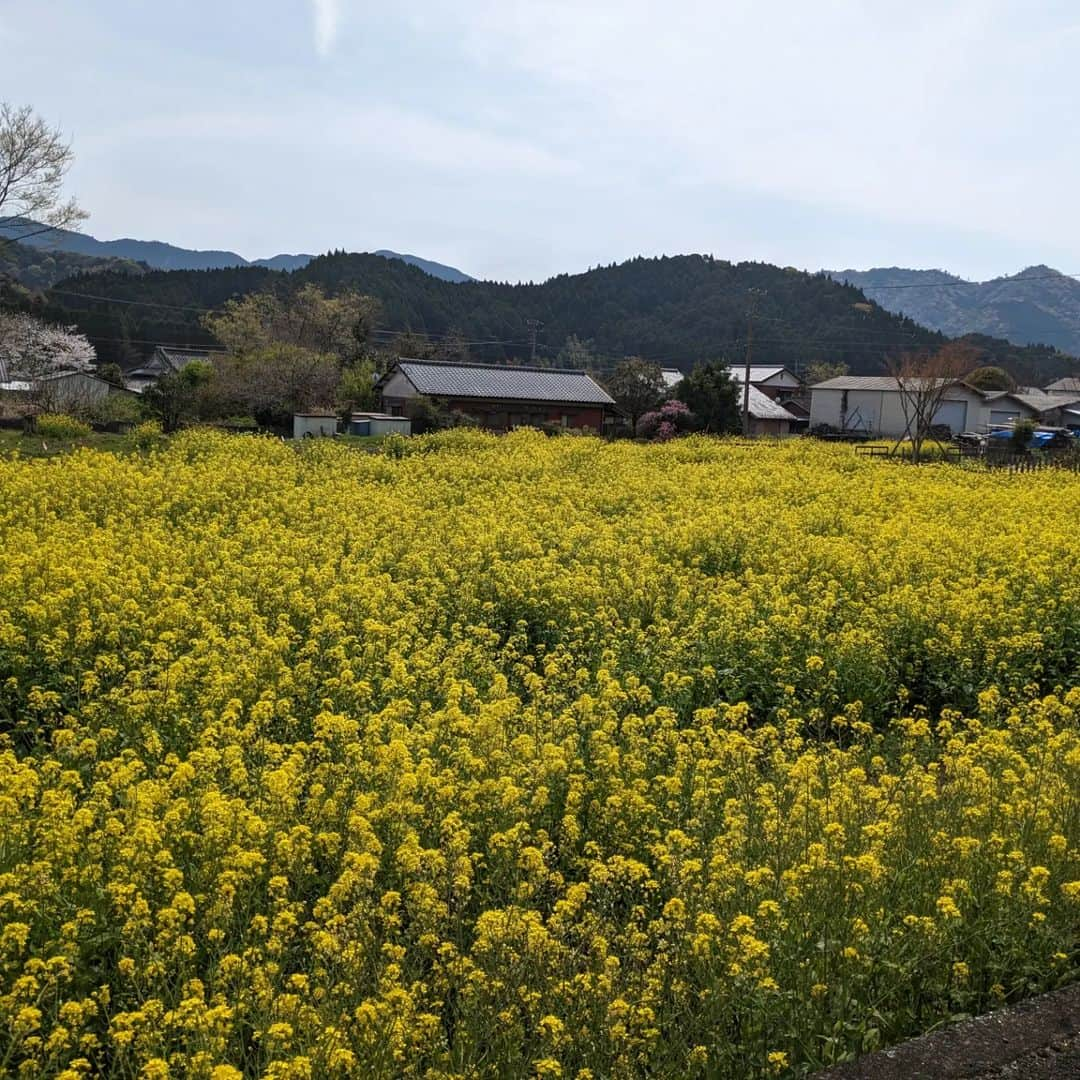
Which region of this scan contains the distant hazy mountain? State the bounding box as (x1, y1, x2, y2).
(0, 221, 472, 283)
(4, 223, 253, 271)
(374, 250, 474, 283)
(830, 266, 1080, 357)
(250, 253, 315, 272)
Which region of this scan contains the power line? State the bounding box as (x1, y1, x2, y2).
(47, 288, 217, 313)
(536, 332, 936, 368)
(369, 328, 533, 348)
(81, 335, 227, 349)
(44, 270, 1080, 318)
(40, 284, 1069, 369)
(835, 270, 1080, 291)
(44, 292, 535, 350)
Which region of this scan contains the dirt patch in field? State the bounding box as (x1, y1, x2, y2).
(816, 983, 1080, 1079)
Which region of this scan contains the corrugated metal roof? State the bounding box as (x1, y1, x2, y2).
(1045, 377, 1080, 393)
(40, 370, 104, 383)
(1010, 391, 1073, 413)
(0, 370, 97, 390)
(812, 375, 965, 392)
(985, 389, 1076, 413)
(392, 360, 615, 405)
(744, 384, 798, 421)
(813, 376, 895, 391)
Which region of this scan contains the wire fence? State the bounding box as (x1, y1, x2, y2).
(852, 442, 1080, 473)
(982, 452, 1080, 474)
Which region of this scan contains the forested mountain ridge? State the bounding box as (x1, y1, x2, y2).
(0, 240, 146, 290)
(829, 265, 1080, 358)
(0, 224, 473, 282)
(38, 253, 940, 369)
(33, 252, 1078, 382)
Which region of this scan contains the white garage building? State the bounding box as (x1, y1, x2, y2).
(809, 377, 1037, 438)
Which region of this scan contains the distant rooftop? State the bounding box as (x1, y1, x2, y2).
(729, 365, 798, 383)
(744, 384, 799, 421)
(1045, 377, 1080, 394)
(152, 346, 213, 366)
(662, 365, 798, 388)
(812, 375, 968, 392)
(387, 358, 615, 406)
(985, 390, 1069, 412)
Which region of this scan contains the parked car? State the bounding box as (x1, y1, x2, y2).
(954, 431, 986, 448)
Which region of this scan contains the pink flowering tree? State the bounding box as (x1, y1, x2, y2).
(636, 398, 697, 441)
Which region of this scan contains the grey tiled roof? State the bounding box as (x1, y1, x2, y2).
(157, 348, 212, 370)
(393, 360, 615, 405)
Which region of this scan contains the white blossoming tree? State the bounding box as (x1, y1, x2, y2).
(0, 310, 96, 410)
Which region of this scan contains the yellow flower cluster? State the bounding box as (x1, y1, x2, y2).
(0, 430, 1078, 1078)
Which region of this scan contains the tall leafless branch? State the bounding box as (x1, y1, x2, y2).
(0, 103, 87, 248)
(887, 343, 977, 462)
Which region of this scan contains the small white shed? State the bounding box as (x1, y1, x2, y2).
(347, 410, 410, 436)
(293, 413, 338, 439)
(349, 412, 412, 437)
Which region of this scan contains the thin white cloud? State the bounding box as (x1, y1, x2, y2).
(6, 0, 1077, 279)
(401, 0, 1076, 258)
(91, 101, 577, 180)
(309, 0, 341, 56)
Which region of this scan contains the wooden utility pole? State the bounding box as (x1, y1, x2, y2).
(742, 289, 764, 437)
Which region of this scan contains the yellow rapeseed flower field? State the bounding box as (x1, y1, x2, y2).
(0, 429, 1077, 1078)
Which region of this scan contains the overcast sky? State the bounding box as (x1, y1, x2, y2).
(3, 1, 1077, 282)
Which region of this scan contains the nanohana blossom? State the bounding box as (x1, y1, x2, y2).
(0, 429, 1077, 1078)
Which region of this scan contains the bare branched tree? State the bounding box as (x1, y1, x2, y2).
(0, 103, 87, 247)
(887, 343, 976, 463)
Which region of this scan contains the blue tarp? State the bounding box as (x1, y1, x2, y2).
(988, 429, 1071, 447)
